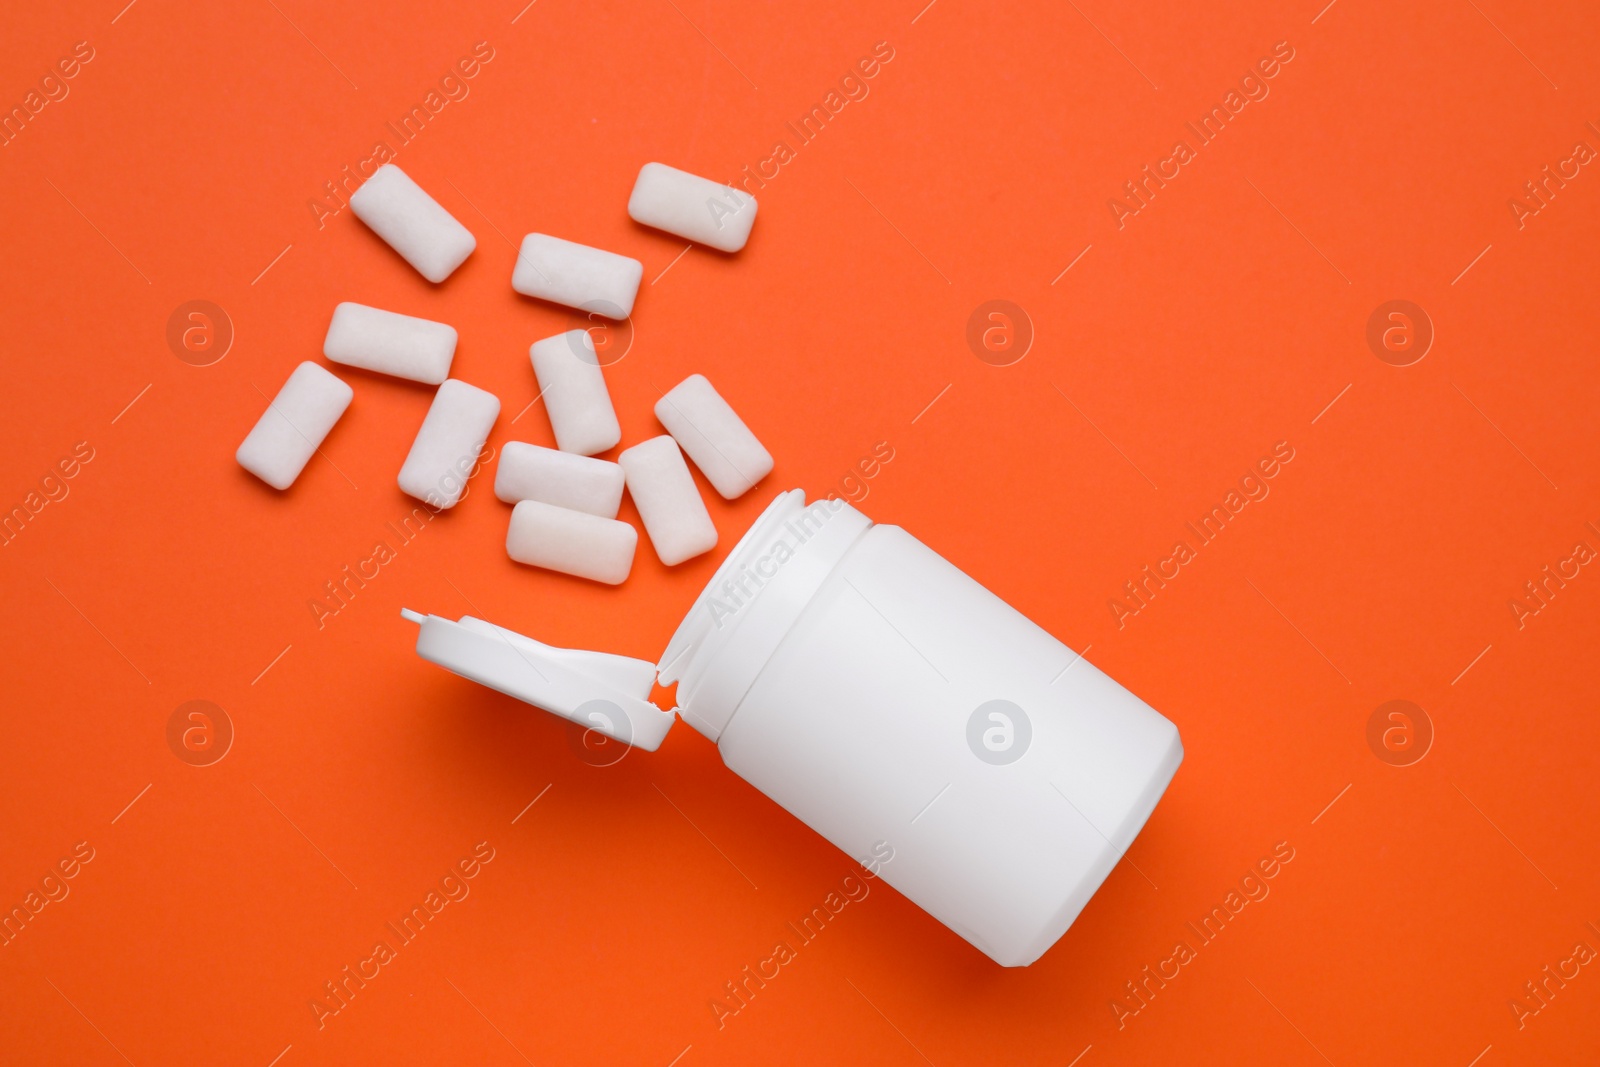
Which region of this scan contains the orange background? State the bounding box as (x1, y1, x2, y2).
(2, 0, 1599, 1063)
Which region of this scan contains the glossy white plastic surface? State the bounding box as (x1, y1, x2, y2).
(408, 489, 1182, 967)
(404, 610, 672, 750)
(661, 490, 1183, 966)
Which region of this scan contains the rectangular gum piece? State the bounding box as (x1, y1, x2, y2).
(619, 435, 718, 566)
(654, 373, 774, 499)
(528, 330, 622, 456)
(506, 499, 637, 585)
(397, 379, 501, 509)
(236, 361, 353, 490)
(322, 302, 457, 384)
(349, 164, 477, 283)
(627, 162, 758, 253)
(495, 441, 626, 518)
(511, 234, 643, 318)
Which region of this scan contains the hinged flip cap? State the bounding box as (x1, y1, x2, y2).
(402, 609, 675, 751)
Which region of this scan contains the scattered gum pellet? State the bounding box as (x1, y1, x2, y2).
(529, 330, 622, 457)
(628, 162, 758, 253)
(236, 362, 353, 490)
(495, 441, 625, 518)
(349, 164, 476, 283)
(398, 379, 501, 509)
(511, 234, 643, 318)
(619, 435, 718, 566)
(506, 499, 637, 585)
(322, 302, 457, 385)
(655, 373, 773, 499)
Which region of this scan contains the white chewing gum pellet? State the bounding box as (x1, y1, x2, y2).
(398, 379, 501, 509)
(349, 164, 476, 283)
(506, 500, 636, 585)
(236, 362, 353, 490)
(619, 435, 718, 566)
(529, 330, 622, 456)
(628, 162, 758, 253)
(655, 374, 773, 499)
(511, 234, 643, 319)
(495, 442, 625, 518)
(322, 302, 457, 384)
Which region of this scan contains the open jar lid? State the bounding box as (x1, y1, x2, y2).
(401, 609, 676, 751)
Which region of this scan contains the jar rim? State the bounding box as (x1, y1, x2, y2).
(658, 489, 871, 741)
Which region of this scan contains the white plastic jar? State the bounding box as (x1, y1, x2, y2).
(408, 489, 1182, 966)
(658, 490, 1182, 966)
